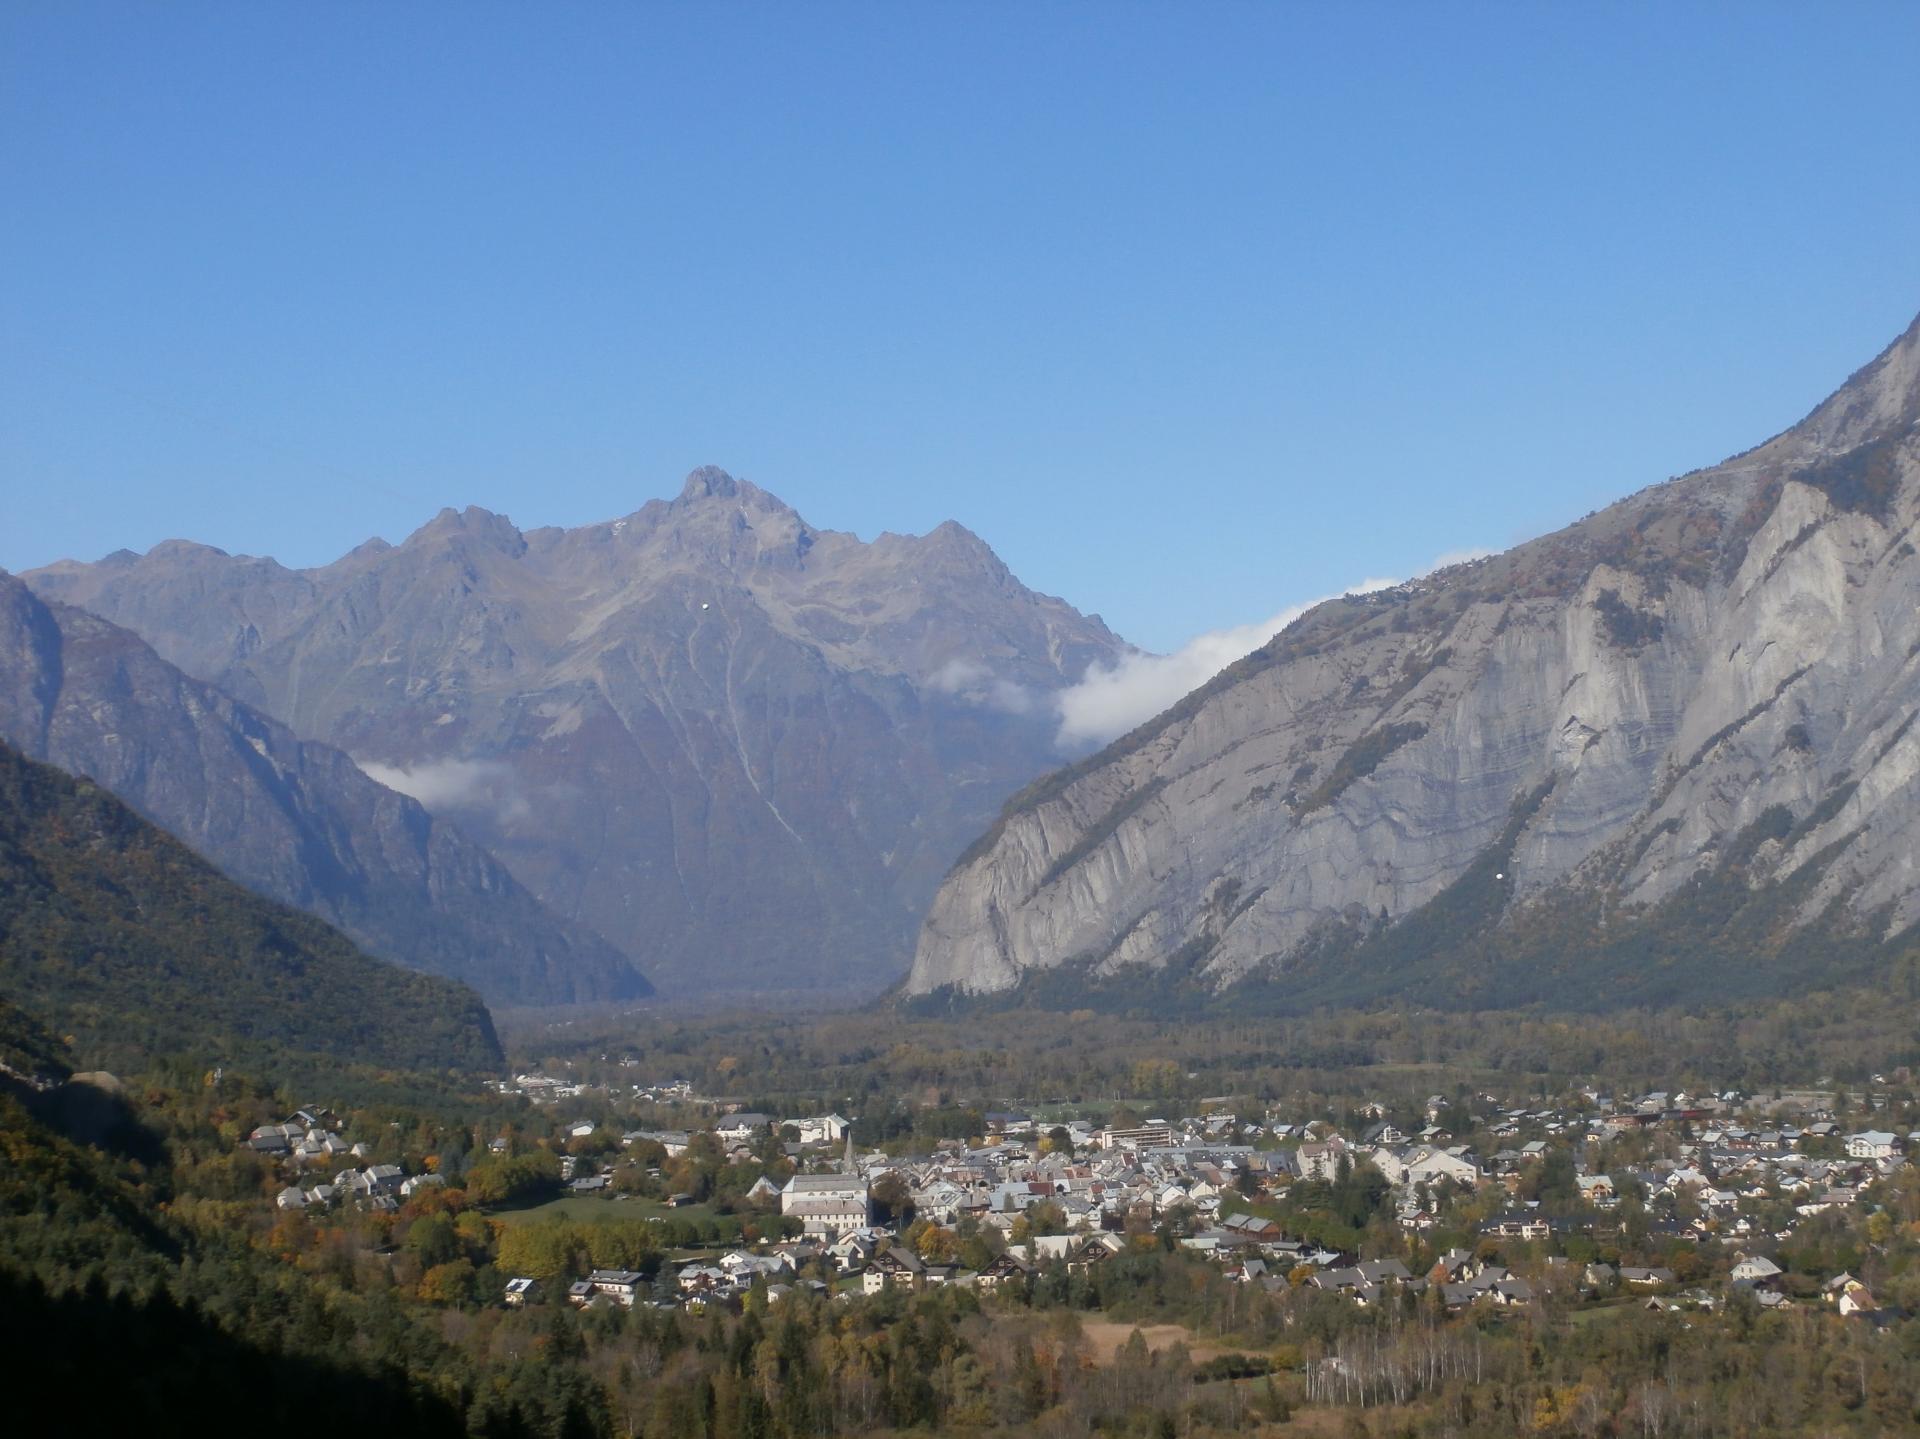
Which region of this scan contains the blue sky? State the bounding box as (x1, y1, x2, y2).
(4, 5, 1918, 655)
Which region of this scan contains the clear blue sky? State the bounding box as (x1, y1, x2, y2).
(4, 5, 1918, 653)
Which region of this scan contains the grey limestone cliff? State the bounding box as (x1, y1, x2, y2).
(906, 313, 1920, 1007)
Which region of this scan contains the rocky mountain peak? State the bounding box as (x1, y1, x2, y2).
(678, 464, 745, 501)
(909, 519, 1015, 588)
(1771, 309, 1920, 462)
(658, 466, 815, 568)
(147, 538, 233, 562)
(404, 505, 528, 557)
(20, 468, 1128, 1000)
(671, 464, 794, 514)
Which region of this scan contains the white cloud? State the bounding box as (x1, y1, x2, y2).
(928, 657, 1035, 715)
(357, 757, 530, 821)
(1052, 548, 1493, 750)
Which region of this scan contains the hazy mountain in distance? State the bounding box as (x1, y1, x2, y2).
(0, 738, 502, 1072)
(906, 311, 1920, 1011)
(0, 573, 647, 1007)
(27, 470, 1127, 997)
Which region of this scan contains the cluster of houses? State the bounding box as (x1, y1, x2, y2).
(246, 1076, 1910, 1326)
(276, 1164, 446, 1213)
(494, 1088, 1914, 1321)
(248, 1108, 450, 1214)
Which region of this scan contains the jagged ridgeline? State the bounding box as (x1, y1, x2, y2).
(906, 311, 1920, 1011)
(0, 572, 647, 1007)
(24, 469, 1127, 998)
(0, 741, 501, 1073)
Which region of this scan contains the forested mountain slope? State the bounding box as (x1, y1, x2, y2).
(907, 311, 1920, 1009)
(27, 470, 1127, 996)
(0, 739, 502, 1072)
(0, 574, 645, 1006)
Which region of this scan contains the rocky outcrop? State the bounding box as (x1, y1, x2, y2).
(0, 574, 647, 1006)
(906, 312, 1920, 1008)
(27, 473, 1125, 997)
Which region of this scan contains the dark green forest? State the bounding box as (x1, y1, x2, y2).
(0, 740, 500, 1074)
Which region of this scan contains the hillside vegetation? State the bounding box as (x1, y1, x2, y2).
(0, 741, 501, 1075)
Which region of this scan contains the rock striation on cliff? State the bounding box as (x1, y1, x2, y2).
(906, 312, 1920, 1009)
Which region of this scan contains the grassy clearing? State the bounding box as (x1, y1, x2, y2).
(488, 1194, 721, 1227)
(1078, 1320, 1256, 1366)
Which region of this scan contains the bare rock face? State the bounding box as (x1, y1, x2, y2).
(27, 474, 1125, 998)
(0, 574, 647, 1007)
(906, 312, 1920, 1008)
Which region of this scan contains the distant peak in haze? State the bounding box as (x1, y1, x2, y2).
(670, 465, 795, 519)
(404, 504, 527, 556)
(679, 465, 744, 501)
(17, 462, 1129, 1001)
(148, 538, 232, 561)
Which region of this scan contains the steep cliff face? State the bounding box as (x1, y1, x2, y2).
(27, 473, 1125, 997)
(0, 574, 647, 1006)
(907, 313, 1920, 1007)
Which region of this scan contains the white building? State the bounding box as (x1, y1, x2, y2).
(1846, 1131, 1899, 1160)
(781, 1173, 870, 1237)
(793, 1114, 851, 1146)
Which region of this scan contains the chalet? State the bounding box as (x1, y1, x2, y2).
(625, 1129, 690, 1157)
(828, 1232, 879, 1272)
(1846, 1130, 1899, 1160)
(1402, 1147, 1480, 1187)
(1486, 1277, 1534, 1306)
(503, 1278, 541, 1308)
(677, 1265, 728, 1295)
(862, 1246, 925, 1294)
(1839, 1285, 1880, 1318)
(975, 1252, 1035, 1291)
(1217, 1213, 1280, 1241)
(1576, 1173, 1616, 1206)
(1480, 1211, 1552, 1242)
(1619, 1267, 1676, 1289)
(248, 1124, 299, 1155)
(1295, 1139, 1350, 1182)
(1429, 1249, 1479, 1285)
(1067, 1234, 1127, 1273)
(362, 1164, 405, 1195)
(585, 1270, 643, 1307)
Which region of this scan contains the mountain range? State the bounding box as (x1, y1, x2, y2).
(905, 311, 1920, 1010)
(0, 573, 645, 1006)
(25, 470, 1125, 998)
